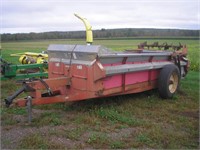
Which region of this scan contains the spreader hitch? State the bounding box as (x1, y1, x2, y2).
(5, 83, 34, 107)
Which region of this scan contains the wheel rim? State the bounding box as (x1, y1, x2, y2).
(168, 72, 178, 93)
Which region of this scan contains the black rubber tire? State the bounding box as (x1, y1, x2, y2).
(158, 64, 180, 99)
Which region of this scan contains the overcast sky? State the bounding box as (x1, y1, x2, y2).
(1, 0, 199, 33)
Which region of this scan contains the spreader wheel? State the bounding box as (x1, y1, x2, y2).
(158, 64, 180, 99)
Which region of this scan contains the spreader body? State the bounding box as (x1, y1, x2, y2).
(11, 44, 188, 107)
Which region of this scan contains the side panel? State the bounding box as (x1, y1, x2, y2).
(103, 75, 122, 89)
(71, 77, 87, 90)
(125, 71, 148, 85)
(48, 62, 65, 78)
(102, 68, 160, 95)
(71, 64, 88, 91)
(102, 63, 122, 89)
(125, 70, 159, 85)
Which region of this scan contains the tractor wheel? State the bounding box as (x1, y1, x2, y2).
(158, 64, 180, 99)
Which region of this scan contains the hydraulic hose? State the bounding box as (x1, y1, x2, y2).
(38, 78, 53, 96)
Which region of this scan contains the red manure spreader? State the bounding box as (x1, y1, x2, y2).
(5, 42, 189, 108)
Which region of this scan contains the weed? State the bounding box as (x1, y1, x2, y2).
(32, 112, 63, 126)
(87, 132, 108, 148)
(19, 133, 48, 149)
(18, 133, 65, 149)
(65, 126, 87, 140)
(5, 107, 27, 115)
(110, 141, 125, 149)
(1, 117, 17, 125)
(48, 124, 89, 141)
(35, 103, 69, 111)
(74, 115, 85, 124)
(95, 106, 143, 126)
(136, 133, 152, 144)
(1, 139, 11, 145)
(87, 132, 98, 144)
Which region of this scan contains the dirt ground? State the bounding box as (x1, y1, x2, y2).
(1, 106, 199, 149)
(1, 108, 142, 149)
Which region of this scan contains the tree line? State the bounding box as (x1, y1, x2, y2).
(1, 28, 199, 41)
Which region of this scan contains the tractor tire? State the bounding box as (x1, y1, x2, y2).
(158, 64, 180, 99)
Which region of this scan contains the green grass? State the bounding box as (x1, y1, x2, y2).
(48, 125, 88, 141)
(1, 38, 199, 71)
(1, 38, 199, 149)
(18, 133, 65, 149)
(32, 112, 64, 127)
(136, 133, 153, 145)
(94, 106, 143, 126)
(86, 132, 108, 148)
(4, 107, 27, 115)
(110, 141, 125, 149)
